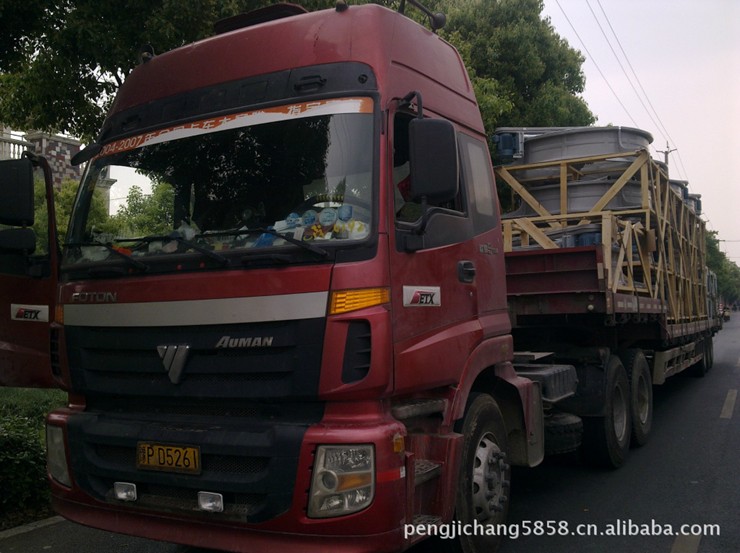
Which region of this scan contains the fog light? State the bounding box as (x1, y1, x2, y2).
(114, 482, 137, 502)
(46, 425, 72, 487)
(198, 491, 224, 513)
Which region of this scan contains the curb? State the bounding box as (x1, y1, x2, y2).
(0, 516, 64, 540)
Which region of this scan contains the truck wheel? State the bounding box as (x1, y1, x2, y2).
(545, 412, 583, 455)
(690, 338, 710, 377)
(582, 355, 631, 468)
(454, 394, 510, 553)
(618, 349, 653, 447)
(706, 337, 714, 370)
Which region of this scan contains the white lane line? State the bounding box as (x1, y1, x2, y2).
(720, 389, 738, 419)
(671, 534, 701, 553)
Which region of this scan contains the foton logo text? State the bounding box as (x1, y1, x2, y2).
(71, 292, 118, 303)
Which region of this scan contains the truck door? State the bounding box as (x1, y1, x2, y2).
(0, 157, 59, 387)
(390, 112, 480, 392)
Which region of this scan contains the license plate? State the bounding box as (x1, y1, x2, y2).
(136, 442, 201, 475)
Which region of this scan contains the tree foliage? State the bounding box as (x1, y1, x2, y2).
(438, 0, 594, 130)
(109, 182, 175, 237)
(0, 0, 248, 140)
(1, 0, 592, 141)
(32, 177, 109, 252)
(0, 388, 66, 530)
(706, 231, 740, 305)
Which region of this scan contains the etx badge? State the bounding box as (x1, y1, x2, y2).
(403, 286, 441, 307)
(11, 304, 49, 322)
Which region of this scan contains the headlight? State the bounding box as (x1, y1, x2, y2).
(46, 425, 72, 487)
(308, 445, 374, 518)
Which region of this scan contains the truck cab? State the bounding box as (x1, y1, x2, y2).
(0, 4, 541, 553)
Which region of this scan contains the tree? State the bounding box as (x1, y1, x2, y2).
(32, 177, 109, 252)
(706, 231, 740, 305)
(438, 0, 594, 129)
(109, 182, 175, 237)
(1, 0, 592, 141)
(0, 0, 249, 141)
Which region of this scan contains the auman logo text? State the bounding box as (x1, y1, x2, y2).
(215, 336, 274, 349)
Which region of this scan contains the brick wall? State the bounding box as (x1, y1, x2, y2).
(24, 131, 82, 188)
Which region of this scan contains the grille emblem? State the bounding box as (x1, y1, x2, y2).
(157, 345, 190, 384)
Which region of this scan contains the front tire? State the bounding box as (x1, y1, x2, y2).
(454, 394, 511, 553)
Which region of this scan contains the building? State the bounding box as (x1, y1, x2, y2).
(1, 127, 83, 188)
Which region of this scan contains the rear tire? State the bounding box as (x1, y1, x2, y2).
(582, 355, 631, 468)
(618, 349, 653, 447)
(706, 336, 714, 371)
(453, 394, 511, 553)
(690, 338, 710, 377)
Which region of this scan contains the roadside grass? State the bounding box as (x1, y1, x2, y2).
(0, 387, 66, 531)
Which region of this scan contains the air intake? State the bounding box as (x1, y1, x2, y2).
(214, 3, 308, 34)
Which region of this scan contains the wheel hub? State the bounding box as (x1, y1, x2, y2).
(471, 433, 510, 520)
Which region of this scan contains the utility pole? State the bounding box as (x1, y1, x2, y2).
(657, 141, 677, 165)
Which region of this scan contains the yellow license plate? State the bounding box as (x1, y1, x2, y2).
(136, 442, 201, 475)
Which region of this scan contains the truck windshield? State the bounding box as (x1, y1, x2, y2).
(63, 97, 375, 272)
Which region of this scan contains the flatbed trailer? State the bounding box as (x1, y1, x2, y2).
(494, 128, 719, 466)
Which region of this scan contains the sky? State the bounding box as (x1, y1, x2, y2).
(541, 0, 740, 264)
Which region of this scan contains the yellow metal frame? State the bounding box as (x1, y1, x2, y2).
(496, 149, 707, 324)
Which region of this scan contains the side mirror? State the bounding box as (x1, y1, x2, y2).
(0, 228, 36, 253)
(0, 158, 35, 226)
(408, 118, 458, 204)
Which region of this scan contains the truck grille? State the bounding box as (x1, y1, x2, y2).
(64, 317, 326, 522)
(65, 318, 325, 400)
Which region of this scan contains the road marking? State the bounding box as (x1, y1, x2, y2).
(720, 389, 738, 419)
(671, 534, 701, 553)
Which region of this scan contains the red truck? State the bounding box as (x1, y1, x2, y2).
(0, 3, 717, 553)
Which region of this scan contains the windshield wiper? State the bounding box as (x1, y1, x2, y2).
(66, 242, 149, 272)
(240, 253, 295, 266)
(117, 234, 230, 267)
(169, 235, 230, 266)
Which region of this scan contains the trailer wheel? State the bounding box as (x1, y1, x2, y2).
(453, 394, 510, 553)
(582, 355, 631, 468)
(690, 338, 711, 377)
(618, 349, 653, 447)
(706, 337, 714, 371)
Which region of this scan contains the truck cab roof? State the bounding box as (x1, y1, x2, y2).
(104, 3, 483, 142)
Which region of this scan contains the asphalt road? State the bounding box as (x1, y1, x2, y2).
(497, 317, 740, 553)
(1, 318, 738, 553)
